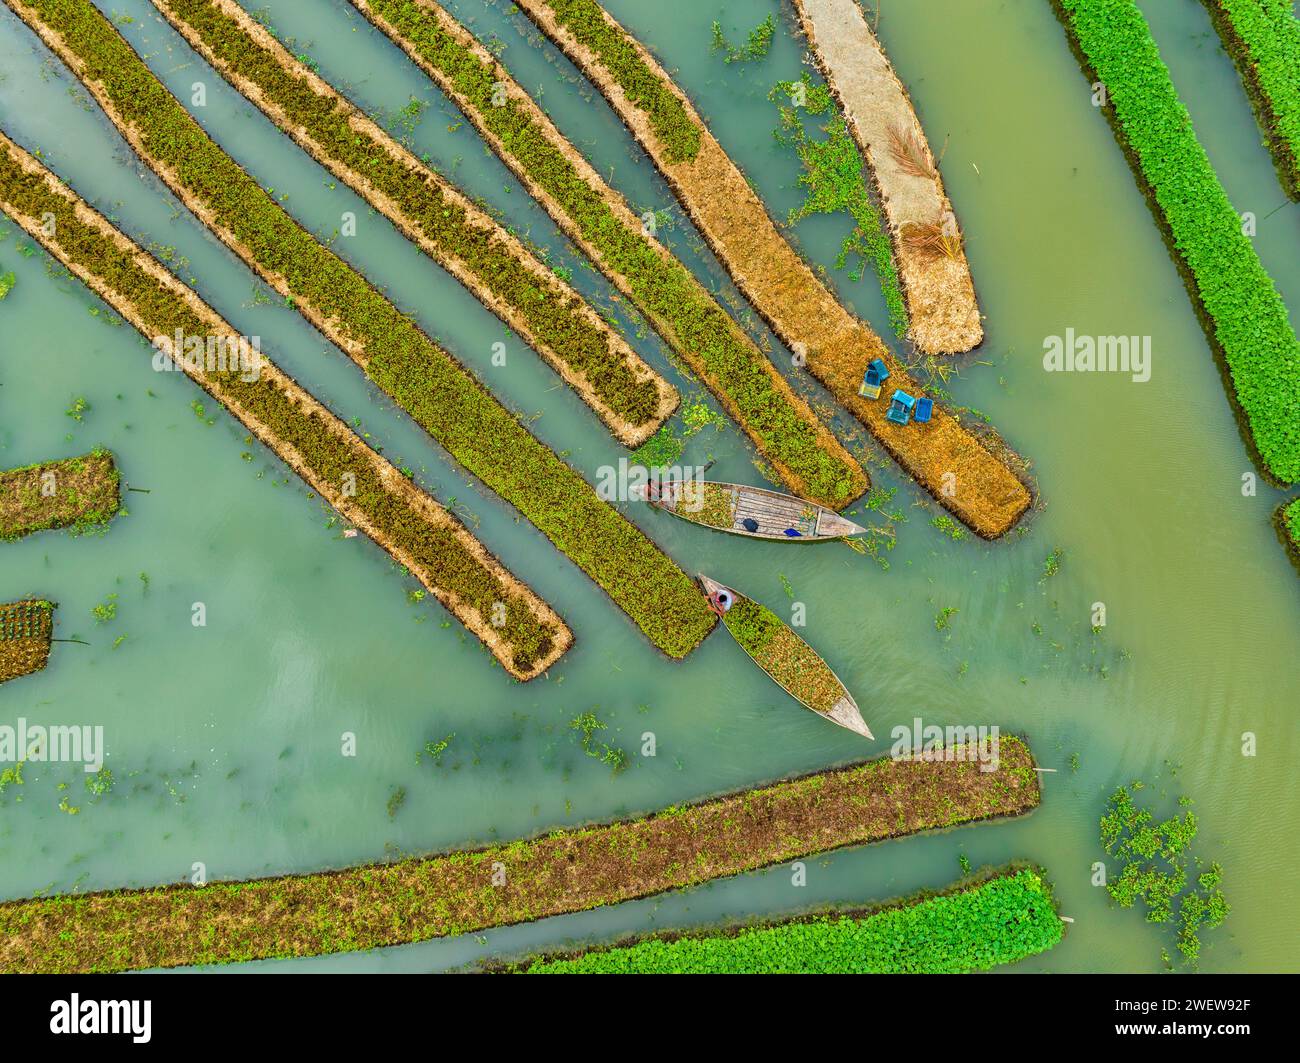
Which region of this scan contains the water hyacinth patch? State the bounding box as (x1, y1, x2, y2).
(1205, 0, 1300, 199)
(517, 866, 1064, 973)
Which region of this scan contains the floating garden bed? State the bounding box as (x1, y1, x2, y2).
(512, 865, 1063, 973)
(790, 0, 982, 355)
(0, 448, 120, 541)
(513, 0, 1033, 538)
(154, 0, 676, 448)
(0, 736, 1041, 971)
(1054, 0, 1300, 485)
(1203, 0, 1300, 200)
(352, 0, 868, 510)
(10, 0, 715, 657)
(0, 131, 570, 679)
(0, 599, 54, 684)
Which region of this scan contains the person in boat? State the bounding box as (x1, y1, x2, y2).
(711, 590, 733, 615)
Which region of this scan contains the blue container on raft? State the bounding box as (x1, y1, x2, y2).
(859, 359, 890, 399)
(886, 389, 916, 425)
(915, 396, 933, 423)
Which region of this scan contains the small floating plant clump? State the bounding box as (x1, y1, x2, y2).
(0, 600, 54, 684)
(0, 737, 1040, 971)
(515, 866, 1064, 973)
(354, 0, 869, 509)
(155, 0, 676, 446)
(723, 597, 844, 714)
(0, 449, 120, 541)
(1100, 782, 1229, 967)
(1055, 0, 1300, 484)
(1206, 0, 1300, 199)
(0, 134, 568, 678)
(10, 0, 714, 657)
(710, 14, 776, 65)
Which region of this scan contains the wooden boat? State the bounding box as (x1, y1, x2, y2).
(633, 480, 865, 541)
(699, 575, 872, 739)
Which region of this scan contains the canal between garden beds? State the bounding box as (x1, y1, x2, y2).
(0, 0, 1295, 972)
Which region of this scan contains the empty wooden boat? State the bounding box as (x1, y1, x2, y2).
(634, 480, 865, 540)
(699, 575, 872, 739)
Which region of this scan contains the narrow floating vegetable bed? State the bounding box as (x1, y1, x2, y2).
(790, 0, 982, 355)
(513, 865, 1063, 973)
(1053, 0, 1300, 485)
(0, 737, 1041, 971)
(0, 448, 120, 541)
(152, 0, 677, 448)
(511, 0, 1033, 539)
(0, 130, 570, 680)
(1203, 0, 1300, 200)
(0, 600, 54, 685)
(7, 0, 715, 658)
(351, 0, 868, 510)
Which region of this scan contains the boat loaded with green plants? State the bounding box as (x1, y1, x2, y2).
(0, 448, 120, 541)
(507, 865, 1063, 973)
(0, 599, 54, 684)
(0, 0, 1294, 1002)
(700, 574, 871, 738)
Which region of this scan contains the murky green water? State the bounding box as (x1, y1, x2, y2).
(0, 0, 1295, 973)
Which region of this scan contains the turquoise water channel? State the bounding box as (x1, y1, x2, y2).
(0, 0, 1296, 972)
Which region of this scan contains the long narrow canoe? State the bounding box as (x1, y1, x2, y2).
(700, 575, 872, 739)
(635, 480, 865, 541)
